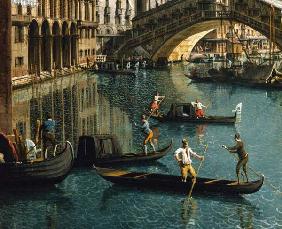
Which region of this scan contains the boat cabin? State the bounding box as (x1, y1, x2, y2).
(167, 103, 197, 119)
(76, 134, 122, 166)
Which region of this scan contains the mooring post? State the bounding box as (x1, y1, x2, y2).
(0, 0, 12, 134)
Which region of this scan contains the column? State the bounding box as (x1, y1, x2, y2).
(0, 0, 12, 134)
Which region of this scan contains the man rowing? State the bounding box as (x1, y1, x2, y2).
(174, 139, 204, 183)
(222, 133, 249, 184)
(135, 114, 156, 155)
(191, 99, 206, 118)
(149, 92, 165, 115)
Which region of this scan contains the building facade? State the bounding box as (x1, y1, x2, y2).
(96, 0, 135, 55)
(11, 0, 97, 78)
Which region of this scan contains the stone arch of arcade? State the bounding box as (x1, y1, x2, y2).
(62, 21, 71, 68)
(116, 1, 282, 62)
(28, 20, 40, 74)
(28, 20, 78, 73)
(52, 21, 61, 69)
(70, 23, 78, 66)
(41, 20, 52, 71)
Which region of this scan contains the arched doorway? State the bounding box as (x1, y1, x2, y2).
(41, 20, 52, 71)
(28, 20, 40, 74)
(62, 21, 71, 67)
(52, 21, 61, 69)
(70, 22, 77, 66)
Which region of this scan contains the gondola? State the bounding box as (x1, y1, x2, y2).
(0, 141, 74, 186)
(76, 135, 172, 166)
(185, 64, 282, 89)
(150, 103, 239, 124)
(95, 167, 264, 195)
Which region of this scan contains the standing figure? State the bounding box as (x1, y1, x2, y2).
(191, 99, 206, 118)
(174, 139, 204, 183)
(135, 115, 156, 155)
(40, 113, 56, 156)
(149, 92, 165, 115)
(222, 133, 249, 184)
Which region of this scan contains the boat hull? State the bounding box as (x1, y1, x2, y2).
(96, 167, 264, 195)
(94, 141, 172, 166)
(0, 141, 74, 186)
(152, 114, 236, 124)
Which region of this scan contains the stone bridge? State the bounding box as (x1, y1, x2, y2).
(116, 0, 282, 63)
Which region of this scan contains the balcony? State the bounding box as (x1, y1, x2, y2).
(12, 14, 32, 26)
(77, 20, 99, 28)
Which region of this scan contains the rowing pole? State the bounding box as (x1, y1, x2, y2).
(187, 144, 208, 201)
(221, 145, 282, 195)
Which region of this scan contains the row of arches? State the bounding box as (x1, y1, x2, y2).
(38, 0, 95, 21)
(28, 20, 78, 74)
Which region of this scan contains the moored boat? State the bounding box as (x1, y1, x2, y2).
(0, 141, 74, 186)
(151, 103, 239, 124)
(95, 167, 264, 195)
(76, 135, 172, 166)
(186, 63, 282, 88)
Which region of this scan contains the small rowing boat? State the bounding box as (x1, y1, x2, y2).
(76, 135, 172, 166)
(0, 141, 74, 186)
(95, 167, 264, 195)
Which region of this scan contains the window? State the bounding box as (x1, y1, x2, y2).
(85, 50, 88, 56)
(91, 29, 95, 38)
(15, 57, 24, 67)
(15, 26, 24, 43)
(80, 50, 83, 57)
(27, 5, 32, 15)
(17, 4, 23, 15)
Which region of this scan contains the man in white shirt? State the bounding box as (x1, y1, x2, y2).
(191, 99, 206, 118)
(174, 139, 204, 183)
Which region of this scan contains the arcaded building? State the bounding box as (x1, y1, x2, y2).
(11, 1, 97, 78)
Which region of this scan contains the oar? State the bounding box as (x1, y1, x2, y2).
(221, 145, 282, 195)
(187, 144, 208, 200)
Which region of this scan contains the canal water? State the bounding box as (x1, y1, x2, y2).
(4, 64, 282, 228)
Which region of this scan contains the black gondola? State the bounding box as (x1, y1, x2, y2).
(185, 64, 282, 89)
(151, 103, 238, 124)
(76, 135, 172, 166)
(96, 167, 264, 195)
(0, 141, 74, 186)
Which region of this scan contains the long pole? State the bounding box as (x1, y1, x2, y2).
(187, 144, 208, 200)
(0, 0, 12, 134)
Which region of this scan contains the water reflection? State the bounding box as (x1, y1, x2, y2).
(195, 124, 207, 145)
(0, 187, 72, 228)
(12, 73, 134, 153)
(181, 198, 198, 226)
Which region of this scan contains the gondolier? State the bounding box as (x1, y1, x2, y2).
(174, 139, 204, 183)
(149, 92, 165, 115)
(191, 99, 206, 118)
(222, 133, 249, 184)
(135, 115, 156, 155)
(40, 113, 56, 156)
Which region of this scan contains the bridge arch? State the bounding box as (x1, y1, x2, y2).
(118, 6, 282, 62)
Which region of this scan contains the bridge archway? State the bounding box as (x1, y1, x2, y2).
(120, 8, 282, 62)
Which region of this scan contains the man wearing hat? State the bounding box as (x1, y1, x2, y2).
(222, 133, 249, 184)
(174, 139, 204, 183)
